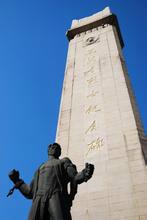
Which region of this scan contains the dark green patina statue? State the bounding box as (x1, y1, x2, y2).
(8, 143, 94, 220)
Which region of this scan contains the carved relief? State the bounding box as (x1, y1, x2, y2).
(86, 137, 103, 156)
(87, 90, 98, 98)
(85, 105, 100, 114)
(85, 120, 96, 135)
(84, 57, 96, 69)
(84, 35, 100, 46)
(82, 32, 104, 157)
(87, 76, 97, 86)
(87, 48, 96, 53)
(83, 67, 94, 76)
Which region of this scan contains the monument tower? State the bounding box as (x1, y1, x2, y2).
(56, 7, 147, 219)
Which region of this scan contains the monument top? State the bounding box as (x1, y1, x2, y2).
(66, 7, 124, 48)
(71, 7, 111, 28)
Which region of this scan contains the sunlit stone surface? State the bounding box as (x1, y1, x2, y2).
(56, 7, 147, 220)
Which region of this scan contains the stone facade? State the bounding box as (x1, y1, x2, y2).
(56, 7, 147, 220)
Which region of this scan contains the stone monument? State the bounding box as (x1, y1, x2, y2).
(56, 7, 147, 220)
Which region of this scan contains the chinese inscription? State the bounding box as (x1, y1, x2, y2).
(83, 34, 104, 156)
(87, 90, 98, 98)
(85, 105, 100, 114)
(85, 120, 96, 135)
(86, 137, 104, 156)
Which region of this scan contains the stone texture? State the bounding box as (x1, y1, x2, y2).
(56, 7, 147, 220)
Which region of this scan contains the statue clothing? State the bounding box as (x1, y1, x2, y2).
(18, 158, 78, 220)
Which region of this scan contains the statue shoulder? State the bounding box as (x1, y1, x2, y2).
(61, 157, 77, 170)
(61, 157, 72, 164)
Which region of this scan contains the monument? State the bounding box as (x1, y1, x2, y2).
(56, 7, 147, 220)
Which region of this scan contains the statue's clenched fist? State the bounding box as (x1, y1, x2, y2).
(9, 169, 20, 184)
(84, 163, 94, 182)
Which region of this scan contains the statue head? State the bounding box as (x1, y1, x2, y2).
(48, 143, 61, 158)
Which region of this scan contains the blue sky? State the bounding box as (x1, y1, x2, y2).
(0, 0, 146, 219)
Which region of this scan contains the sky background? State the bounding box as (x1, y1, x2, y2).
(0, 0, 147, 219)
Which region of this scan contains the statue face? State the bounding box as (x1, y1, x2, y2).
(48, 143, 61, 158)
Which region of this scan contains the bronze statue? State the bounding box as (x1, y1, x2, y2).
(8, 143, 94, 220)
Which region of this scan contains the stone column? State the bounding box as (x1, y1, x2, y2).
(56, 7, 147, 220)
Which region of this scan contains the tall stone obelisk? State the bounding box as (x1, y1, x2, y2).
(56, 7, 147, 220)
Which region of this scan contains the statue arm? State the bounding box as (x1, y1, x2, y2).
(63, 159, 94, 184)
(18, 179, 34, 199)
(62, 158, 94, 202)
(74, 163, 94, 184)
(8, 169, 34, 199)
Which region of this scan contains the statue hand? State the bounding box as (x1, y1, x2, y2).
(84, 163, 94, 181)
(9, 169, 20, 184)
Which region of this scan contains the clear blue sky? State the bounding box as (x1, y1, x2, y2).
(0, 0, 146, 219)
